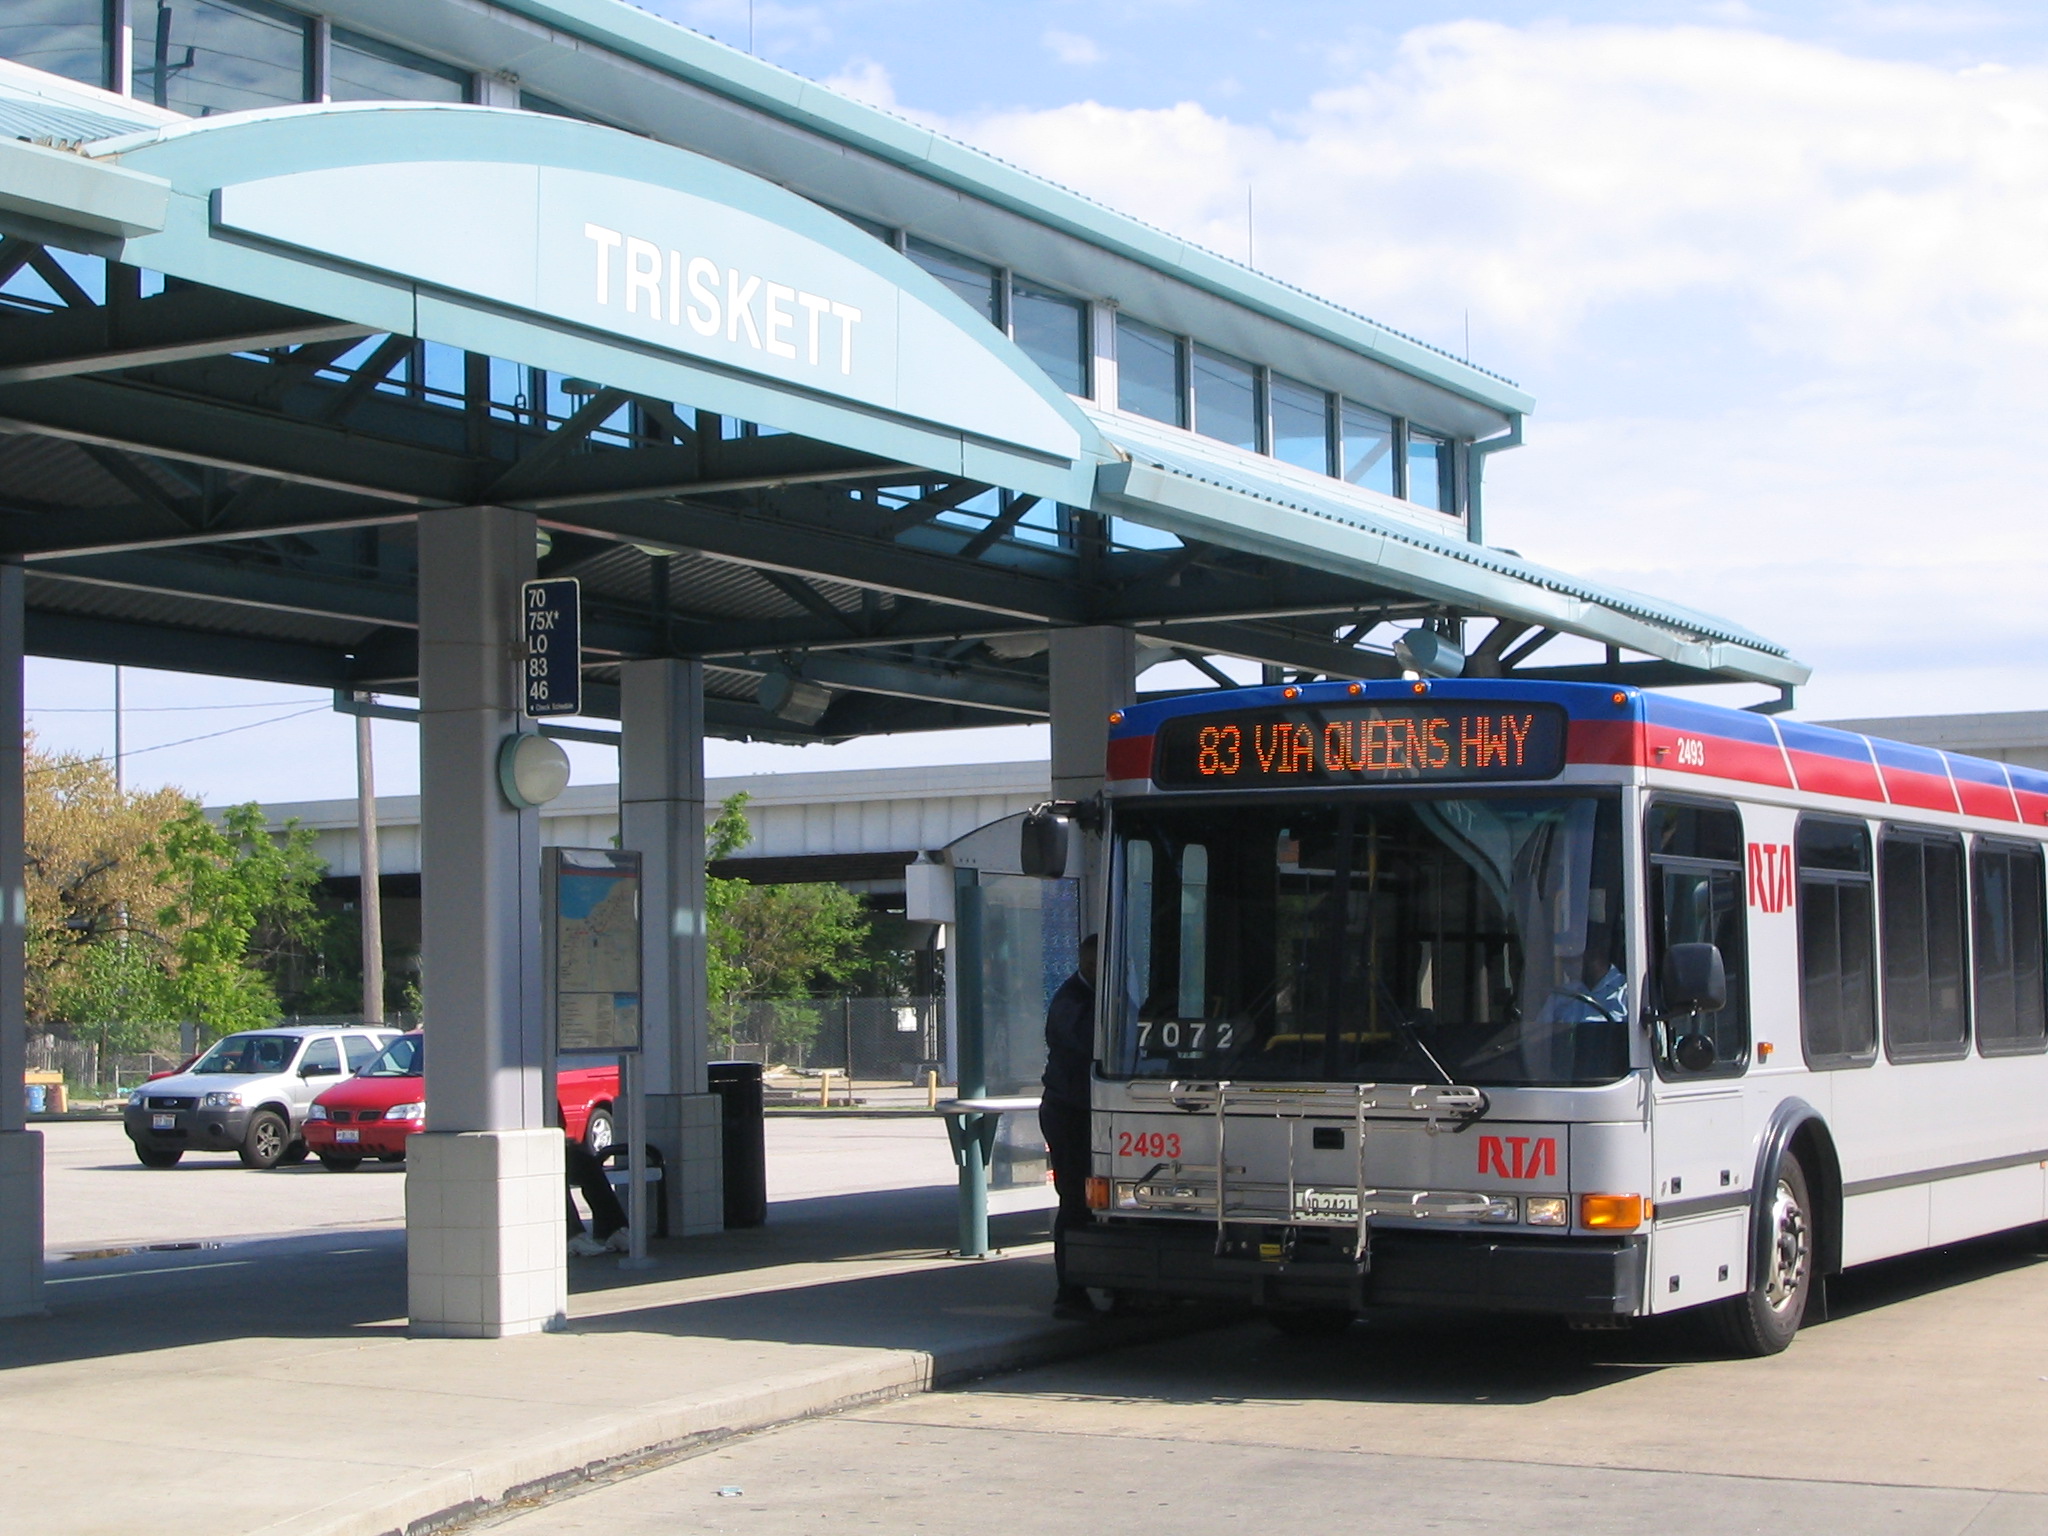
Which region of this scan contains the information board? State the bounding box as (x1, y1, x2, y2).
(1152, 701, 1568, 789)
(545, 847, 642, 1052)
(522, 577, 581, 718)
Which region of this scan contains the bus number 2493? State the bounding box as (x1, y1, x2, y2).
(1117, 1130, 1183, 1159)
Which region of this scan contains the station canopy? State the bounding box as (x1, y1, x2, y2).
(0, 60, 1805, 743)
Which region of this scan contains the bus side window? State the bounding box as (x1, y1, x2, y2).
(1972, 839, 2048, 1057)
(1646, 800, 1750, 1075)
(1880, 828, 1969, 1062)
(1797, 817, 1878, 1069)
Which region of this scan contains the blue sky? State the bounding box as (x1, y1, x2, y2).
(31, 1, 2048, 803)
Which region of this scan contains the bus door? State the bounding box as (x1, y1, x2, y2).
(1644, 797, 1753, 1310)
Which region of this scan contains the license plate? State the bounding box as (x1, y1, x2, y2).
(336, 1128, 359, 1143)
(151, 1113, 175, 1130)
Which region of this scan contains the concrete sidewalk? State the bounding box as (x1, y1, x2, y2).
(0, 1182, 1198, 1536)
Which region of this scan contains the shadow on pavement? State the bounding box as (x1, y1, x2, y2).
(0, 1183, 1053, 1372)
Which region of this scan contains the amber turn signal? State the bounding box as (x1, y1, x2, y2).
(1411, 680, 1428, 695)
(1282, 685, 1300, 699)
(1579, 1194, 1644, 1231)
(1085, 1176, 1112, 1211)
(1611, 691, 1627, 705)
(1347, 682, 1363, 695)
(1107, 710, 1123, 725)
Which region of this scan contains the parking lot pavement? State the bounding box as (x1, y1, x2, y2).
(483, 1228, 2048, 1536)
(40, 1112, 991, 1255)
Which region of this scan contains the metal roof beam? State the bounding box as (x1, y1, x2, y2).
(25, 608, 352, 689)
(549, 498, 1087, 623)
(0, 281, 373, 386)
(721, 650, 1047, 716)
(0, 377, 472, 506)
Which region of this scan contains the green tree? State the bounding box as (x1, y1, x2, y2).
(149, 802, 328, 1036)
(705, 792, 870, 1060)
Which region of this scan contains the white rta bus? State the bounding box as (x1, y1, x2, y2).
(1057, 678, 2048, 1354)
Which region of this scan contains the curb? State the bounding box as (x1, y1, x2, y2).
(275, 1307, 1216, 1536)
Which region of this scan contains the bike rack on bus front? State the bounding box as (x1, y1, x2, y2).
(1127, 1080, 1490, 1271)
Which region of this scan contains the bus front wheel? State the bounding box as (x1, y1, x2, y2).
(1711, 1156, 1812, 1357)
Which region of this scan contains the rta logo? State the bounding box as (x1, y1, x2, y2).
(1478, 1135, 1557, 1180)
(1748, 842, 1794, 913)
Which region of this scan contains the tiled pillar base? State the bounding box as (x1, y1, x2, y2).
(0, 1131, 43, 1317)
(406, 1129, 566, 1338)
(648, 1092, 724, 1236)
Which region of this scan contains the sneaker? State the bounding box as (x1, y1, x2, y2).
(603, 1228, 632, 1254)
(567, 1233, 607, 1258)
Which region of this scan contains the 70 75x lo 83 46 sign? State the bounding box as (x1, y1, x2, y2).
(522, 577, 582, 718)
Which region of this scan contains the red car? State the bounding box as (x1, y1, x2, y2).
(303, 1032, 619, 1171)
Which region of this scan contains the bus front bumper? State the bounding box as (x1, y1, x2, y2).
(1067, 1219, 1647, 1317)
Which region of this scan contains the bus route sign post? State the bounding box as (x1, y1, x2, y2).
(522, 577, 581, 718)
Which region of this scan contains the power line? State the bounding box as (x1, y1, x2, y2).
(30, 699, 311, 714)
(27, 705, 333, 776)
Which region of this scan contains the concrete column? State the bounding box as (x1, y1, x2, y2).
(618, 658, 722, 1236)
(408, 506, 564, 1337)
(1048, 625, 1136, 931)
(0, 563, 42, 1319)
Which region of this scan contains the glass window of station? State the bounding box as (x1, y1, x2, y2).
(9, 1, 471, 111)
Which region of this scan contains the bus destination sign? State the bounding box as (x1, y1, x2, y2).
(1152, 701, 1568, 789)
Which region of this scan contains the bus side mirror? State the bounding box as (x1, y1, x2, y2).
(1659, 943, 1726, 1017)
(1021, 809, 1072, 879)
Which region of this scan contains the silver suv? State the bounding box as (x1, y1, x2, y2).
(123, 1026, 400, 1169)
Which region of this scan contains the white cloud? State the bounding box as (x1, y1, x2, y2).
(1042, 29, 1104, 67)
(937, 21, 2048, 716)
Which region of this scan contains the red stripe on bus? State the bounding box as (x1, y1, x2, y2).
(1107, 734, 1154, 781)
(1566, 718, 1641, 767)
(2012, 786, 2048, 827)
(1784, 747, 1883, 801)
(1952, 774, 2019, 822)
(1877, 764, 1959, 814)
(1643, 726, 1794, 788)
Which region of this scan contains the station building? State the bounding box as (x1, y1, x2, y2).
(0, 0, 1801, 1333)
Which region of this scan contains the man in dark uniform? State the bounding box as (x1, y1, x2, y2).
(1040, 933, 1098, 1319)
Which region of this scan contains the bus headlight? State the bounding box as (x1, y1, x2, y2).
(1526, 1197, 1568, 1226)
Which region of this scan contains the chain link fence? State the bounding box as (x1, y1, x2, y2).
(716, 995, 941, 1083)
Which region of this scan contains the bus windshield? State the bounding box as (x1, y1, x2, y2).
(1108, 792, 1629, 1088)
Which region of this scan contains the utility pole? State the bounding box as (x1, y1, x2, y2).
(355, 708, 384, 1026)
(112, 665, 122, 793)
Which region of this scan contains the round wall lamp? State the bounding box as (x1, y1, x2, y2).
(498, 731, 571, 808)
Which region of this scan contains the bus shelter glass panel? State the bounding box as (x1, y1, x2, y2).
(134, 0, 311, 115)
(329, 28, 470, 102)
(969, 872, 1079, 1184)
(1109, 793, 1629, 1088)
(4, 1, 106, 88)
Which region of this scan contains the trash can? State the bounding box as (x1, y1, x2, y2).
(707, 1060, 766, 1229)
(24, 1084, 45, 1115)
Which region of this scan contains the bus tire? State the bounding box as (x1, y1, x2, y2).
(1264, 1306, 1354, 1337)
(1711, 1156, 1812, 1357)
